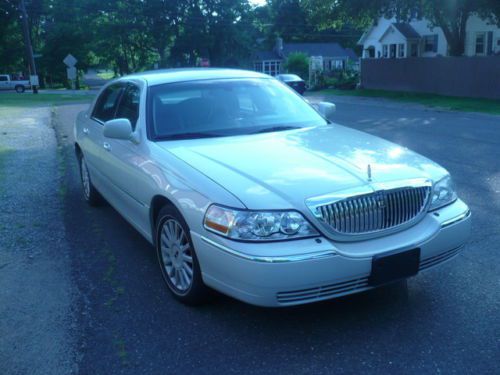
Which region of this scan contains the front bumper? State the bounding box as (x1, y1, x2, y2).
(192, 199, 471, 307)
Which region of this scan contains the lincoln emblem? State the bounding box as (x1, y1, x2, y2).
(367, 164, 372, 182)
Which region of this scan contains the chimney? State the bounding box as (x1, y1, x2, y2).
(275, 37, 284, 57)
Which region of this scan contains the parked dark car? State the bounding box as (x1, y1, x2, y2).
(276, 74, 306, 95)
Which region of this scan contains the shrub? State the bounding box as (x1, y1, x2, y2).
(283, 52, 309, 80)
(309, 70, 359, 91)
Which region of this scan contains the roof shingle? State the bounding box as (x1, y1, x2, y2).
(392, 23, 421, 39)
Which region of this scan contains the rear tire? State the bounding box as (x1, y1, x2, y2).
(156, 205, 209, 305)
(78, 154, 101, 206)
(15, 85, 25, 93)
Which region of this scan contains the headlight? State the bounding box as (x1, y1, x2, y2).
(203, 205, 319, 241)
(429, 175, 457, 211)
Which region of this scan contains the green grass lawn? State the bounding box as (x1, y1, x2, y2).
(97, 71, 115, 80)
(316, 89, 500, 115)
(0, 92, 94, 107)
(0, 145, 11, 185)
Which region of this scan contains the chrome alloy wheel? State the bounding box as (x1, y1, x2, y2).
(80, 158, 91, 200)
(160, 219, 194, 293)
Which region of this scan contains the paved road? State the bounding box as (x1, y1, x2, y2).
(83, 69, 111, 89)
(9, 97, 500, 374)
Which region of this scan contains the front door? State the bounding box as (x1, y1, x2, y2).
(390, 44, 397, 58)
(98, 82, 151, 236)
(83, 83, 125, 193)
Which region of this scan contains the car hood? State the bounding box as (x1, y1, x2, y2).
(157, 125, 447, 210)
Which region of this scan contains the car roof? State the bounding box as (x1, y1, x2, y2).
(122, 68, 271, 86)
(277, 74, 302, 80)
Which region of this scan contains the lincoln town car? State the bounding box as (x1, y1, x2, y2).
(74, 69, 471, 306)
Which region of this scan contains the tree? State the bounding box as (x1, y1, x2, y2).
(0, 7, 25, 73)
(254, 0, 363, 51)
(283, 52, 309, 79)
(168, 0, 257, 67)
(268, 0, 314, 42)
(304, 0, 500, 56)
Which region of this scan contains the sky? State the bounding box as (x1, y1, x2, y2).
(249, 0, 267, 6)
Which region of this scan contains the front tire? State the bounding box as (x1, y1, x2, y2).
(78, 154, 101, 206)
(156, 205, 209, 305)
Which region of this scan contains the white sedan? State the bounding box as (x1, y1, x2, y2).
(74, 68, 471, 307)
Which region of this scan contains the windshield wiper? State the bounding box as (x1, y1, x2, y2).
(156, 132, 222, 140)
(252, 126, 300, 134)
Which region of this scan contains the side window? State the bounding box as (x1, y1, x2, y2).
(92, 84, 123, 123)
(115, 84, 140, 130)
(0, 76, 8, 81)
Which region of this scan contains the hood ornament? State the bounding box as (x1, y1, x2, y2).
(367, 164, 372, 182)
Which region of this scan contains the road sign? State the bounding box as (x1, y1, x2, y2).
(67, 67, 77, 80)
(63, 54, 78, 67)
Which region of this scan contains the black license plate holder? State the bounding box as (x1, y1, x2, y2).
(369, 248, 420, 286)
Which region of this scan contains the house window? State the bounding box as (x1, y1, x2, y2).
(382, 45, 388, 58)
(423, 35, 438, 52)
(330, 60, 343, 70)
(398, 44, 405, 58)
(475, 32, 486, 55)
(259, 60, 281, 76)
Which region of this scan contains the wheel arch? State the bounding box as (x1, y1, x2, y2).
(150, 195, 179, 245)
(74, 142, 82, 158)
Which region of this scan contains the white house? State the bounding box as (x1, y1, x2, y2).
(464, 14, 500, 56)
(358, 15, 500, 58)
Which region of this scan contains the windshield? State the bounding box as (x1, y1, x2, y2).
(148, 78, 326, 140)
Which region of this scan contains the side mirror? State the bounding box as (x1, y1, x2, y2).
(318, 102, 336, 119)
(103, 118, 132, 140)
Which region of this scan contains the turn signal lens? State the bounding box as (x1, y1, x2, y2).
(204, 205, 235, 235)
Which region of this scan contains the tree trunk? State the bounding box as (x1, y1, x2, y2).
(432, 2, 469, 56)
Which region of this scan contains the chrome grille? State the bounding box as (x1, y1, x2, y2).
(419, 245, 463, 271)
(316, 186, 431, 235)
(277, 277, 369, 304)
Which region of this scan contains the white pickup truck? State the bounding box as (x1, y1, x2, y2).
(0, 74, 31, 93)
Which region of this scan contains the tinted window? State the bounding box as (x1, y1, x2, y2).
(116, 84, 140, 130)
(92, 84, 123, 122)
(0, 76, 8, 82)
(148, 78, 327, 140)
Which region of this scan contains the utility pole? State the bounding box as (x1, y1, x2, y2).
(19, 0, 38, 94)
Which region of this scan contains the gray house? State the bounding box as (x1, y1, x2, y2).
(254, 38, 358, 76)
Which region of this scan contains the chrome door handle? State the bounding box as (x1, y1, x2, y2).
(103, 142, 111, 152)
(83, 127, 89, 135)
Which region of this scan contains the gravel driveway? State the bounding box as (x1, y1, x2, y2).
(0, 107, 77, 375)
(1, 97, 499, 375)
